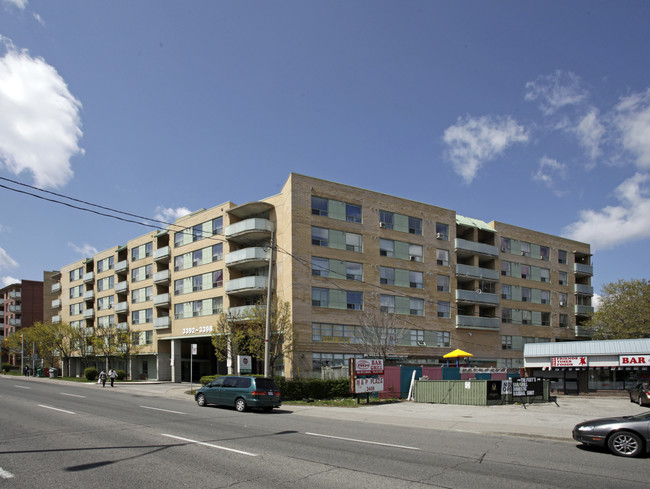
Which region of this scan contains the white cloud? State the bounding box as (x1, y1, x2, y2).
(0, 246, 18, 270)
(574, 108, 605, 162)
(1, 276, 19, 287)
(533, 156, 568, 193)
(563, 173, 650, 249)
(615, 88, 650, 170)
(2, 0, 28, 9)
(443, 115, 528, 183)
(525, 71, 588, 115)
(68, 242, 98, 257)
(154, 206, 192, 223)
(0, 40, 83, 189)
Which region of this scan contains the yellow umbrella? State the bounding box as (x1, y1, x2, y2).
(443, 349, 474, 367)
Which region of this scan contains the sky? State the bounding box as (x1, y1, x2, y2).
(1, 1, 650, 302)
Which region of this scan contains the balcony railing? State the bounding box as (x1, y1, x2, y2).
(154, 246, 171, 262)
(575, 304, 595, 316)
(574, 263, 594, 276)
(115, 260, 129, 273)
(52, 315, 61, 324)
(116, 281, 128, 294)
(455, 238, 499, 257)
(455, 315, 500, 330)
(83, 290, 95, 301)
(83, 272, 95, 283)
(9, 318, 21, 326)
(52, 299, 62, 309)
(455, 264, 499, 281)
(154, 316, 171, 329)
(154, 270, 170, 284)
(574, 284, 594, 295)
(117, 322, 129, 330)
(115, 302, 129, 314)
(83, 308, 95, 319)
(51, 283, 61, 293)
(574, 325, 594, 337)
(8, 291, 21, 300)
(225, 218, 274, 243)
(225, 247, 271, 270)
(227, 305, 257, 321)
(8, 304, 21, 313)
(225, 276, 268, 296)
(154, 293, 170, 307)
(455, 289, 500, 305)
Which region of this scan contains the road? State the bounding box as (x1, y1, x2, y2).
(0, 377, 646, 488)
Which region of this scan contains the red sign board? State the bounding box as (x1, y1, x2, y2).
(551, 356, 588, 367)
(354, 359, 384, 375)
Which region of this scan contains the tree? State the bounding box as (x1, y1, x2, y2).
(352, 308, 409, 360)
(116, 328, 143, 379)
(586, 278, 650, 339)
(211, 312, 247, 373)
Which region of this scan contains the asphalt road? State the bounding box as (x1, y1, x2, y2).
(1, 376, 647, 488)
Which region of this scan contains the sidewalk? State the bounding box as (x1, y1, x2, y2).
(8, 375, 644, 441)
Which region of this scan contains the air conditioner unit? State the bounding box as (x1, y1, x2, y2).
(409, 255, 416, 261)
(379, 222, 386, 228)
(560, 301, 566, 307)
(416, 340, 426, 346)
(436, 233, 444, 239)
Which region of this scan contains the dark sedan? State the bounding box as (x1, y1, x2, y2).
(628, 382, 650, 406)
(573, 411, 650, 457)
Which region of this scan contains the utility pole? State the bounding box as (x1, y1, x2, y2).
(264, 232, 274, 378)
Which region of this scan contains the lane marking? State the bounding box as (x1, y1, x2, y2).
(306, 432, 420, 451)
(14, 385, 30, 389)
(38, 404, 76, 415)
(61, 393, 86, 398)
(0, 467, 14, 479)
(161, 434, 258, 457)
(140, 405, 187, 415)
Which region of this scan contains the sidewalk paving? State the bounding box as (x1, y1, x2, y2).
(9, 375, 645, 441)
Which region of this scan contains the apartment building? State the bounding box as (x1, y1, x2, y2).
(51, 173, 594, 381)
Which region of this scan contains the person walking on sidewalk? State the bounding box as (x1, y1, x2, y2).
(108, 368, 117, 387)
(99, 369, 107, 387)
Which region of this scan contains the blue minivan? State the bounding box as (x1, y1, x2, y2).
(195, 376, 282, 412)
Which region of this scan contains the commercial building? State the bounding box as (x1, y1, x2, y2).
(50, 173, 594, 381)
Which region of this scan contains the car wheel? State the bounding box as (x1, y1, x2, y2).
(235, 398, 247, 412)
(196, 393, 206, 407)
(608, 431, 643, 457)
(639, 395, 645, 407)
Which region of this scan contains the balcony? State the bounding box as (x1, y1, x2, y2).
(115, 260, 129, 273)
(83, 272, 95, 283)
(154, 316, 171, 329)
(154, 246, 171, 263)
(225, 276, 268, 296)
(52, 315, 61, 324)
(115, 281, 128, 294)
(225, 218, 274, 243)
(227, 305, 257, 321)
(8, 291, 21, 300)
(225, 247, 271, 270)
(8, 304, 21, 313)
(574, 284, 594, 295)
(52, 299, 62, 309)
(116, 322, 129, 330)
(51, 282, 61, 293)
(575, 304, 595, 316)
(575, 325, 594, 337)
(574, 263, 593, 276)
(154, 293, 170, 308)
(455, 289, 500, 305)
(455, 238, 499, 257)
(456, 315, 500, 330)
(455, 264, 499, 281)
(83, 308, 95, 319)
(115, 302, 129, 314)
(9, 318, 21, 326)
(154, 269, 170, 284)
(83, 290, 95, 301)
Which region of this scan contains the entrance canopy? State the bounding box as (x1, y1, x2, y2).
(443, 349, 474, 367)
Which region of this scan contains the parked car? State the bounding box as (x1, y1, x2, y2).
(195, 376, 281, 412)
(573, 412, 650, 457)
(628, 382, 650, 406)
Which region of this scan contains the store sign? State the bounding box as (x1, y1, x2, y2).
(354, 359, 384, 375)
(620, 355, 650, 365)
(354, 376, 384, 393)
(551, 356, 588, 367)
(238, 355, 252, 374)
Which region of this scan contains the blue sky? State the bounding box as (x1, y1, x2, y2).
(1, 1, 650, 303)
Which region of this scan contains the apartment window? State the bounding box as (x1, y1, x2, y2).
(97, 315, 115, 328)
(521, 287, 531, 302)
(437, 275, 450, 292)
(501, 285, 511, 300)
(502, 308, 512, 323)
(411, 330, 425, 346)
(213, 270, 223, 288)
(501, 261, 511, 276)
(380, 294, 395, 313)
(97, 295, 115, 310)
(379, 239, 394, 257)
(311, 257, 329, 277)
(96, 256, 114, 273)
(521, 265, 530, 280)
(311, 196, 328, 216)
(132, 242, 153, 261)
(500, 238, 511, 253)
(436, 223, 449, 240)
(346, 204, 362, 223)
(559, 314, 569, 328)
(346, 262, 362, 281)
(520, 242, 531, 257)
(174, 298, 223, 319)
(436, 249, 449, 266)
(212, 244, 223, 262)
(379, 210, 394, 229)
(132, 286, 152, 304)
(380, 267, 395, 285)
(559, 293, 568, 306)
(410, 271, 423, 289)
(540, 268, 550, 283)
(436, 331, 451, 348)
(558, 249, 567, 264)
(347, 291, 363, 310)
(131, 264, 152, 282)
(132, 308, 153, 325)
(346, 233, 362, 252)
(312, 227, 328, 247)
(408, 216, 422, 235)
(69, 267, 83, 282)
(437, 301, 450, 318)
(69, 285, 83, 299)
(97, 276, 114, 292)
(409, 244, 423, 262)
(541, 312, 550, 326)
(522, 310, 532, 325)
(312, 287, 329, 307)
(540, 246, 549, 261)
(541, 290, 550, 304)
(502, 335, 513, 350)
(212, 217, 223, 235)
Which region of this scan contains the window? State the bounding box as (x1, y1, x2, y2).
(69, 285, 83, 299)
(408, 216, 422, 235)
(212, 244, 223, 262)
(500, 238, 511, 253)
(97, 315, 115, 328)
(541, 312, 550, 326)
(213, 270, 223, 287)
(540, 290, 550, 304)
(312, 257, 328, 277)
(312, 196, 362, 223)
(501, 285, 511, 300)
(520, 241, 531, 257)
(437, 301, 450, 318)
(558, 249, 567, 264)
(559, 314, 569, 328)
(408, 244, 423, 262)
(522, 310, 532, 325)
(311, 227, 328, 247)
(380, 294, 394, 313)
(347, 291, 363, 310)
(540, 268, 550, 283)
(380, 267, 394, 285)
(410, 271, 423, 289)
(521, 287, 531, 302)
(132, 242, 153, 261)
(97, 276, 114, 291)
(559, 293, 568, 306)
(69, 267, 83, 282)
(436, 331, 450, 348)
(346, 262, 362, 281)
(132, 308, 153, 325)
(502, 335, 513, 350)
(174, 298, 222, 319)
(380, 294, 422, 315)
(501, 261, 511, 276)
(521, 265, 530, 280)
(501, 308, 512, 323)
(409, 298, 424, 316)
(379, 210, 394, 229)
(212, 217, 223, 235)
(346, 233, 362, 252)
(346, 204, 362, 223)
(540, 246, 549, 261)
(436, 249, 449, 266)
(379, 239, 394, 257)
(97, 256, 114, 273)
(193, 249, 204, 267)
(312, 196, 328, 216)
(411, 330, 425, 346)
(131, 264, 152, 282)
(436, 222, 449, 240)
(312, 287, 329, 307)
(132, 287, 152, 303)
(559, 271, 568, 286)
(97, 295, 115, 310)
(437, 275, 450, 292)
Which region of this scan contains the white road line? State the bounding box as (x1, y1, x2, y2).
(140, 405, 186, 415)
(161, 434, 258, 457)
(61, 393, 86, 398)
(38, 404, 76, 415)
(14, 385, 30, 389)
(306, 432, 420, 451)
(0, 467, 14, 479)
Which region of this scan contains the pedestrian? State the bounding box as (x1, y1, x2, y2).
(23, 365, 28, 376)
(109, 368, 117, 387)
(99, 369, 107, 387)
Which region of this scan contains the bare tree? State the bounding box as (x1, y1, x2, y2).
(211, 312, 246, 373)
(352, 308, 409, 360)
(245, 296, 294, 374)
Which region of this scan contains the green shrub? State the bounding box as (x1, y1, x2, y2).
(116, 369, 127, 380)
(84, 367, 98, 381)
(2, 362, 13, 373)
